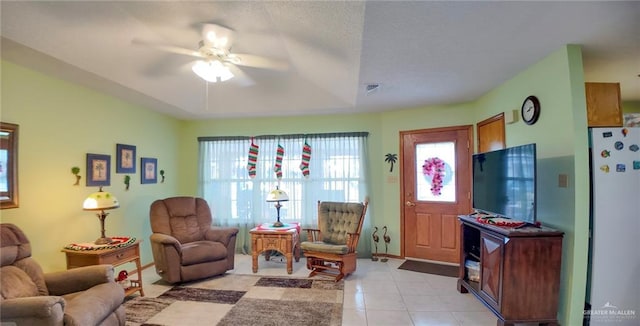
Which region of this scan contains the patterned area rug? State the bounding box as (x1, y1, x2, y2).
(124, 275, 343, 326)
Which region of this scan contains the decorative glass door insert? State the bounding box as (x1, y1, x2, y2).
(416, 141, 456, 202)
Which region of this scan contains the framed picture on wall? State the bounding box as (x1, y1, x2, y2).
(116, 144, 136, 173)
(86, 153, 111, 187)
(0, 122, 19, 209)
(140, 157, 157, 184)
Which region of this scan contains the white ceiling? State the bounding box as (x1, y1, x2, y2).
(1, 1, 639, 120)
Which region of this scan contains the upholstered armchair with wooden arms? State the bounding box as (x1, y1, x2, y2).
(149, 196, 239, 284)
(0, 223, 125, 326)
(300, 199, 368, 281)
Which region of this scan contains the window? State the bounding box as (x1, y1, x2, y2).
(198, 133, 370, 254)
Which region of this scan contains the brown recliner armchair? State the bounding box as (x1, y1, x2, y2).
(0, 223, 125, 326)
(149, 196, 239, 284)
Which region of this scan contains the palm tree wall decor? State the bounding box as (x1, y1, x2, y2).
(385, 153, 398, 172)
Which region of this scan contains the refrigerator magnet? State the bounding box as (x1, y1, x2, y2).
(622, 128, 628, 137)
(633, 161, 640, 170)
(603, 131, 613, 138)
(616, 164, 626, 172)
(600, 165, 610, 173)
(601, 150, 611, 158)
(630, 144, 639, 152)
(614, 141, 624, 150)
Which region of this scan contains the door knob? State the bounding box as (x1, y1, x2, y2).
(405, 201, 416, 207)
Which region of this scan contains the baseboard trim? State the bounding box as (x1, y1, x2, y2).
(373, 253, 403, 260)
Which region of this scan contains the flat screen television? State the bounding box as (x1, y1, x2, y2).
(472, 143, 537, 224)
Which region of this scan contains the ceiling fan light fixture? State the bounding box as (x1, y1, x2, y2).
(205, 31, 217, 42)
(214, 37, 228, 49)
(203, 24, 234, 50)
(192, 60, 234, 83)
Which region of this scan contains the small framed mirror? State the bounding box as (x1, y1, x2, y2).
(1, 122, 19, 209)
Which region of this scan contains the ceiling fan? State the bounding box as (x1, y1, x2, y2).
(133, 23, 288, 83)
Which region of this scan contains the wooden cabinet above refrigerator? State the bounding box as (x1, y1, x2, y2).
(585, 82, 623, 127)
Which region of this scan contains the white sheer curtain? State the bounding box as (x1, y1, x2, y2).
(198, 133, 371, 256)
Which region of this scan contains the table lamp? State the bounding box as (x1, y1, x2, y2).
(266, 186, 289, 227)
(83, 189, 120, 245)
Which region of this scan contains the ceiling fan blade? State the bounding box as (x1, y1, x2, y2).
(132, 38, 204, 58)
(227, 65, 255, 87)
(228, 53, 289, 71)
(201, 23, 235, 51)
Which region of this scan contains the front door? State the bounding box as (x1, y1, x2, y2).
(401, 126, 473, 263)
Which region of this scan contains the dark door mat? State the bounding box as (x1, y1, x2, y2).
(398, 260, 458, 277)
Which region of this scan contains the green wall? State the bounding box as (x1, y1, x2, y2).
(470, 45, 589, 325)
(0, 60, 183, 272)
(622, 100, 640, 113)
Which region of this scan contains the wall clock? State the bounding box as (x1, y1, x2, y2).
(521, 95, 541, 125)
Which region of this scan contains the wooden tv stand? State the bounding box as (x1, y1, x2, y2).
(457, 215, 563, 326)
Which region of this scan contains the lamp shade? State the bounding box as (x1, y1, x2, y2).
(266, 188, 289, 202)
(83, 191, 119, 211)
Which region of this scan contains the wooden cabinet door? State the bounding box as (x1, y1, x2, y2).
(477, 113, 505, 153)
(586, 82, 622, 127)
(480, 232, 503, 311)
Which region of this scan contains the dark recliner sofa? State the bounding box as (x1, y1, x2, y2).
(0, 223, 125, 325)
(149, 196, 239, 284)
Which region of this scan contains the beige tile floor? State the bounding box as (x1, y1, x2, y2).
(137, 254, 497, 326)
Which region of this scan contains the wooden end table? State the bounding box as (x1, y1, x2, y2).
(250, 226, 300, 274)
(61, 240, 144, 297)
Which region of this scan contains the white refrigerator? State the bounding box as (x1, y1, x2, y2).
(588, 127, 640, 325)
